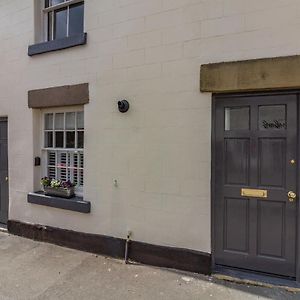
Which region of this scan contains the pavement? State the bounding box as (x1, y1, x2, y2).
(0, 232, 298, 299)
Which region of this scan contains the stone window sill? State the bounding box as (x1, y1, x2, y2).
(27, 192, 91, 213)
(28, 33, 87, 56)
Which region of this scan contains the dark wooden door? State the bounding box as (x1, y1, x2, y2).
(0, 118, 8, 224)
(214, 93, 297, 278)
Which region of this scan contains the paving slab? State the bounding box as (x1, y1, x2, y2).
(0, 232, 298, 300)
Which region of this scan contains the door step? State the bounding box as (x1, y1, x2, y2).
(213, 266, 300, 292)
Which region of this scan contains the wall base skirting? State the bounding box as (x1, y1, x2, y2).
(7, 220, 211, 275)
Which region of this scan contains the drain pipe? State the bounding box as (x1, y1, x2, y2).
(125, 231, 132, 264)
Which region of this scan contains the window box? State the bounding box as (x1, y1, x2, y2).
(44, 186, 75, 199)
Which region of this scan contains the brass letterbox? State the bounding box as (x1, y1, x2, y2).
(241, 188, 268, 198)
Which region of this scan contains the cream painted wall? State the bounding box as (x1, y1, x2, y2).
(1, 0, 300, 253)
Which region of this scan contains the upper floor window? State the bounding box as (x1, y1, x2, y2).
(44, 0, 84, 41)
(28, 0, 86, 55)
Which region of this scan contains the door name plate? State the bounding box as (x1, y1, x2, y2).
(241, 188, 268, 198)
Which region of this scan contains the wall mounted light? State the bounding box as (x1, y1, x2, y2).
(118, 100, 130, 113)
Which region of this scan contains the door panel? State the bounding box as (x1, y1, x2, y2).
(214, 94, 297, 278)
(257, 200, 285, 258)
(225, 139, 250, 185)
(224, 197, 249, 253)
(258, 138, 286, 187)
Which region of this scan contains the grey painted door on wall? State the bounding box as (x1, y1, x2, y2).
(214, 93, 297, 278)
(0, 118, 8, 224)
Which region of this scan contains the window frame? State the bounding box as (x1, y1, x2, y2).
(41, 107, 84, 196)
(43, 0, 84, 42)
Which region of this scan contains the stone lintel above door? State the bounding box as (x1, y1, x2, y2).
(200, 55, 300, 93)
(28, 83, 89, 108)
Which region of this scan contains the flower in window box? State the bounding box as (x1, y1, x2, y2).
(41, 177, 75, 199)
(50, 179, 61, 188)
(41, 177, 51, 188)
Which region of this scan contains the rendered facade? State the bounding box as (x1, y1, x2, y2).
(1, 0, 300, 278)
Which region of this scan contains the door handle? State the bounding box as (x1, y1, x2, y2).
(288, 191, 297, 202)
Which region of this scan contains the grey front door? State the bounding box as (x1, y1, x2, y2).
(0, 118, 8, 224)
(214, 93, 297, 278)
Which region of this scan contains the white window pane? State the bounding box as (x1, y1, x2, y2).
(74, 153, 78, 167)
(55, 113, 64, 129)
(58, 152, 67, 181)
(74, 169, 78, 185)
(69, 2, 84, 36)
(48, 167, 56, 178)
(68, 154, 72, 181)
(55, 132, 64, 147)
(47, 12, 53, 41)
(44, 132, 53, 148)
(45, 113, 53, 130)
(79, 153, 84, 168)
(54, 8, 67, 40)
(77, 112, 84, 129)
(47, 0, 64, 7)
(66, 112, 75, 129)
(60, 168, 67, 181)
(48, 151, 56, 166)
(225, 107, 249, 131)
(45, 0, 50, 8)
(77, 131, 84, 148)
(66, 131, 75, 148)
(79, 169, 84, 186)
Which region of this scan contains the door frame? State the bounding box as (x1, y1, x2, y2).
(211, 90, 300, 281)
(0, 117, 9, 225)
